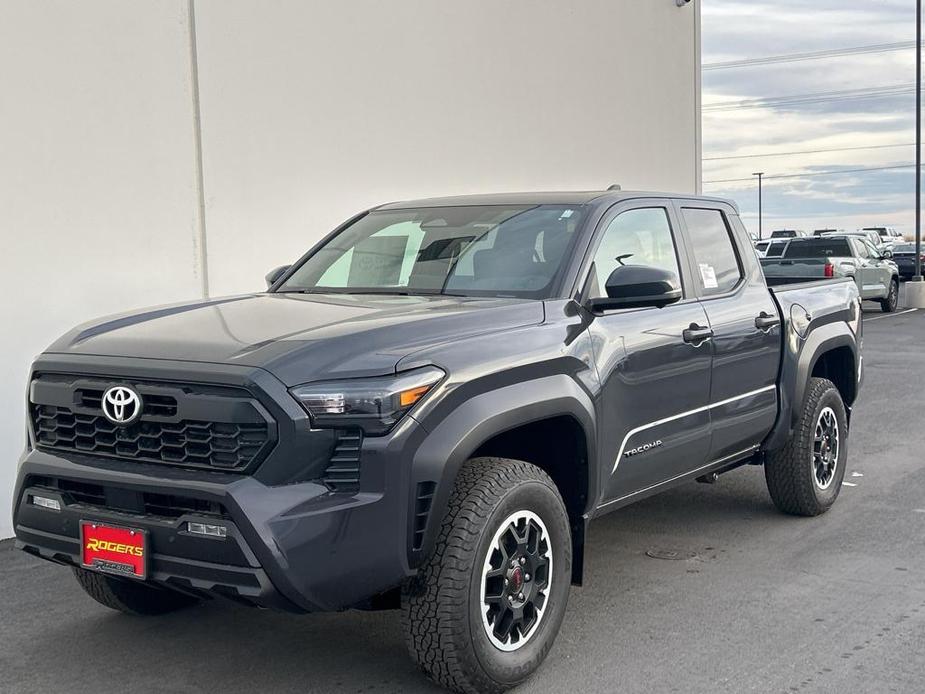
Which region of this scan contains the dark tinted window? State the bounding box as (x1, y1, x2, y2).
(893, 243, 916, 253)
(765, 241, 788, 258)
(682, 208, 742, 295)
(782, 239, 852, 259)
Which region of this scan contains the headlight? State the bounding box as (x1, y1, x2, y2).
(290, 366, 445, 435)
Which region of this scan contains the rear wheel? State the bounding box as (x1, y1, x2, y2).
(765, 377, 848, 516)
(402, 457, 571, 694)
(73, 568, 199, 615)
(880, 278, 899, 312)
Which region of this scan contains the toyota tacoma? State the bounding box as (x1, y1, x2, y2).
(13, 190, 863, 693)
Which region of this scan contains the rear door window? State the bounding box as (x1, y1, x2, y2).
(681, 208, 743, 296)
(852, 239, 870, 259)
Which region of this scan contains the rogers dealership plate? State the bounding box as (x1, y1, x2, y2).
(80, 521, 147, 580)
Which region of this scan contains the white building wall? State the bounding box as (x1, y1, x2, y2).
(0, 0, 700, 538)
(0, 1, 203, 539)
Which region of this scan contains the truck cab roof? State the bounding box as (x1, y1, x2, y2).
(375, 190, 739, 212)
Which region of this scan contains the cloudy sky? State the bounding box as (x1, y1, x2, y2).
(701, 0, 918, 237)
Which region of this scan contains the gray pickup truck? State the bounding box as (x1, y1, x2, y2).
(761, 235, 900, 313)
(14, 190, 863, 693)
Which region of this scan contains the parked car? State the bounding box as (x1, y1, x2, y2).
(822, 229, 888, 254)
(14, 190, 864, 693)
(770, 229, 808, 239)
(761, 235, 899, 312)
(891, 242, 925, 280)
(862, 226, 905, 249)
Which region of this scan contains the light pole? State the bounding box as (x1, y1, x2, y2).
(753, 172, 765, 240)
(910, 0, 925, 307)
(916, 0, 923, 282)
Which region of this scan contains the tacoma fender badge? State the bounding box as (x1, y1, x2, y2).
(624, 440, 664, 458)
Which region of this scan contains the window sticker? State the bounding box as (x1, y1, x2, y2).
(699, 263, 718, 289)
(559, 209, 574, 220)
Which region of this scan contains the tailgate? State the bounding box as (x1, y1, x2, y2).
(761, 258, 833, 286)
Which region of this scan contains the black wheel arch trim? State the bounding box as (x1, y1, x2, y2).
(762, 321, 859, 452)
(407, 375, 596, 573)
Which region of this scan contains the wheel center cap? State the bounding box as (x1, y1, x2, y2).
(509, 566, 524, 593)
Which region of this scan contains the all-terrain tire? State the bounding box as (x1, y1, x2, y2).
(765, 377, 848, 516)
(73, 567, 199, 615)
(401, 457, 572, 694)
(880, 278, 899, 313)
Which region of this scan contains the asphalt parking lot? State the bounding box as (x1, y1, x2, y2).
(3, 294, 924, 694)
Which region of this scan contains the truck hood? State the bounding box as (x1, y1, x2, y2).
(47, 293, 544, 385)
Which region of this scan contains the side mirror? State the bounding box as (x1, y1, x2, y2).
(265, 265, 291, 288)
(882, 250, 893, 259)
(586, 265, 682, 312)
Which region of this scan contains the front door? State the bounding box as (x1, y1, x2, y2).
(584, 203, 714, 505)
(850, 238, 886, 299)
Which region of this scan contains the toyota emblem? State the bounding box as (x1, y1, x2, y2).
(101, 386, 143, 425)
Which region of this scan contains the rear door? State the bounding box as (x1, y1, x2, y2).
(584, 201, 714, 505)
(675, 202, 780, 463)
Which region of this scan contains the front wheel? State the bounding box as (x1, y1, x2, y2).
(402, 458, 572, 694)
(765, 377, 848, 516)
(880, 278, 899, 312)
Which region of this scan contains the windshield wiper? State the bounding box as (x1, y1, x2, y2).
(277, 287, 472, 298)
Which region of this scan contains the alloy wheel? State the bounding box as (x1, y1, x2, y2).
(480, 510, 553, 652)
(813, 406, 840, 490)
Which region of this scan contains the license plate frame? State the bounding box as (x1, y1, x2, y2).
(80, 520, 148, 580)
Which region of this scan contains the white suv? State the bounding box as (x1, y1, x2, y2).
(862, 226, 905, 250)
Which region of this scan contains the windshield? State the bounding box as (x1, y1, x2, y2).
(278, 205, 586, 299)
(894, 243, 916, 253)
(783, 239, 852, 259)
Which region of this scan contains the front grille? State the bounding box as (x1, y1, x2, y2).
(29, 374, 276, 472)
(77, 386, 178, 417)
(32, 405, 268, 469)
(30, 476, 229, 519)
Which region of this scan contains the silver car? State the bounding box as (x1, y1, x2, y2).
(761, 235, 900, 312)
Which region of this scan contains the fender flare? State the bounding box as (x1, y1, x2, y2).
(407, 375, 596, 567)
(763, 321, 858, 451)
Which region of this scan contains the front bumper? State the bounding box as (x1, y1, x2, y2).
(13, 355, 427, 612)
(14, 439, 419, 612)
(13, 355, 436, 612)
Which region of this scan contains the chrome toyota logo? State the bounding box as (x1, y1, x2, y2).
(101, 386, 142, 425)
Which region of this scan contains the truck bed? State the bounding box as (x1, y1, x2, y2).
(760, 276, 861, 451)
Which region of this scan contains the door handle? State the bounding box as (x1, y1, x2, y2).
(683, 324, 714, 345)
(755, 312, 781, 331)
